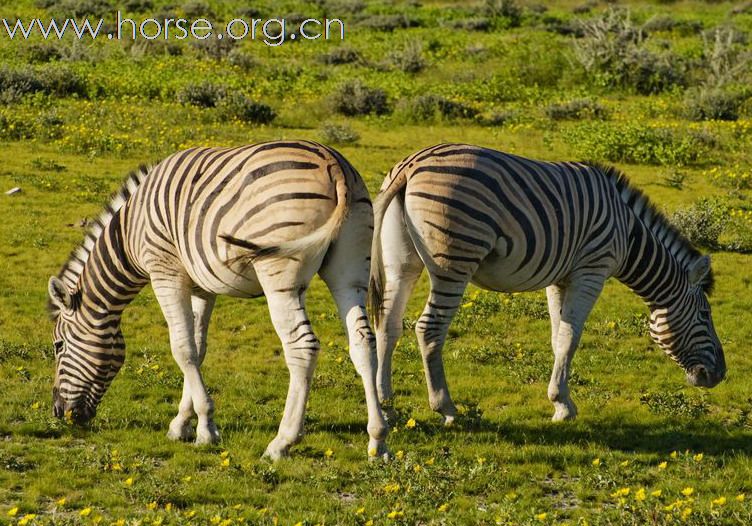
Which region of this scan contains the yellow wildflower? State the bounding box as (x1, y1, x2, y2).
(146, 502, 157, 510)
(535, 512, 548, 521)
(183, 476, 192, 483)
(736, 493, 746, 502)
(405, 418, 416, 429)
(210, 516, 221, 525)
(681, 507, 692, 521)
(185, 510, 197, 518)
(477, 457, 486, 465)
(368, 448, 377, 457)
(620, 460, 629, 468)
(635, 488, 646, 501)
(711, 496, 726, 507)
(124, 478, 133, 487)
(387, 510, 404, 519)
(165, 503, 172, 512)
(31, 402, 40, 410)
(651, 490, 662, 498)
(324, 448, 334, 458)
(693, 453, 703, 462)
(610, 488, 630, 498)
(670, 451, 678, 459)
(355, 507, 365, 515)
(56, 498, 66, 506)
(425, 457, 434, 465)
(114, 519, 126, 526)
(221, 458, 230, 468)
(413, 464, 422, 473)
(591, 458, 601, 467)
(364, 521, 373, 526)
(384, 482, 401, 494)
(438, 503, 449, 512)
(681, 487, 694, 497)
(220, 451, 229, 459)
(80, 507, 92, 517)
(395, 450, 404, 460)
(18, 514, 36, 526)
(461, 302, 474, 309)
(658, 461, 667, 470)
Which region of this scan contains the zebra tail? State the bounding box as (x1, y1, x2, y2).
(368, 164, 410, 328)
(222, 163, 350, 263)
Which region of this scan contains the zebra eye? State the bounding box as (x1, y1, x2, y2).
(53, 340, 64, 356)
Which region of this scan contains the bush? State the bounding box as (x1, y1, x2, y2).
(701, 26, 751, 88)
(684, 88, 745, 121)
(358, 15, 419, 32)
(388, 40, 426, 74)
(177, 82, 227, 108)
(670, 199, 729, 249)
(396, 95, 477, 122)
(450, 18, 492, 31)
(572, 8, 687, 94)
(217, 93, 276, 124)
(182, 0, 213, 18)
(0, 66, 87, 101)
(318, 122, 360, 144)
(25, 43, 62, 63)
(44, 0, 111, 18)
(192, 36, 236, 60)
(544, 98, 608, 120)
(317, 47, 360, 65)
(643, 15, 703, 36)
(484, 0, 522, 28)
(226, 49, 257, 70)
(329, 80, 389, 116)
(565, 122, 712, 166)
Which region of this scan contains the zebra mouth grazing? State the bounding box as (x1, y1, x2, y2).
(686, 364, 725, 388)
(52, 391, 96, 424)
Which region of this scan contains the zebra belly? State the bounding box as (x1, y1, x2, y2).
(471, 250, 561, 293)
(184, 257, 265, 298)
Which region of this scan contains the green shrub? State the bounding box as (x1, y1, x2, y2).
(0, 66, 87, 102)
(484, 0, 522, 28)
(217, 93, 276, 124)
(329, 80, 389, 116)
(565, 122, 711, 166)
(25, 43, 62, 64)
(389, 40, 426, 74)
(450, 18, 492, 31)
(701, 26, 751, 88)
(318, 122, 360, 144)
(358, 14, 419, 32)
(226, 49, 257, 70)
(177, 82, 227, 108)
(670, 199, 729, 249)
(396, 94, 477, 122)
(640, 392, 709, 418)
(544, 98, 608, 120)
(317, 47, 360, 66)
(684, 88, 745, 121)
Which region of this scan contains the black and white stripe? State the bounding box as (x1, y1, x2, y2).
(369, 143, 725, 424)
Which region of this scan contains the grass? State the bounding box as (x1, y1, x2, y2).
(2, 0, 752, 525)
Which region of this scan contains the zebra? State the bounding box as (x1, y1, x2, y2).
(368, 143, 725, 424)
(47, 140, 389, 460)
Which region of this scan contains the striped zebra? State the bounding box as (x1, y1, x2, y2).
(369, 143, 725, 424)
(48, 140, 389, 460)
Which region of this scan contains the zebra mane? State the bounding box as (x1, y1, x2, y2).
(48, 165, 152, 317)
(593, 163, 714, 295)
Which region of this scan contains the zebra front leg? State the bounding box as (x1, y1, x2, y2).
(415, 278, 466, 425)
(168, 293, 216, 442)
(153, 277, 219, 445)
(548, 276, 604, 422)
(262, 289, 320, 460)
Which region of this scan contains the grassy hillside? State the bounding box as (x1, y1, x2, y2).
(2, 0, 752, 524)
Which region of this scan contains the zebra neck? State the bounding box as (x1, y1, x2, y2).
(76, 210, 148, 325)
(617, 219, 687, 307)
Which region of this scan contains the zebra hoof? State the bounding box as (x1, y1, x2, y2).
(368, 440, 392, 462)
(443, 414, 456, 427)
(262, 443, 290, 462)
(167, 420, 195, 442)
(551, 402, 578, 422)
(195, 423, 220, 445)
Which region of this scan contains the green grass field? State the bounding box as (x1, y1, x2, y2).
(2, 0, 752, 524)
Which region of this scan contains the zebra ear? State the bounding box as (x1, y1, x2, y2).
(48, 277, 72, 311)
(688, 256, 711, 287)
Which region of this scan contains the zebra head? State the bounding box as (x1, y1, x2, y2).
(648, 256, 725, 388)
(48, 277, 125, 425)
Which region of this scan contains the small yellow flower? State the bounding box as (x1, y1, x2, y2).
(611, 488, 630, 498)
(534, 512, 548, 521)
(651, 490, 662, 498)
(80, 507, 92, 517)
(220, 451, 229, 459)
(124, 477, 133, 487)
(395, 450, 404, 460)
(681, 487, 694, 497)
(670, 451, 678, 459)
(146, 502, 157, 510)
(183, 476, 192, 483)
(114, 519, 126, 526)
(293, 522, 303, 526)
(165, 503, 172, 512)
(210, 516, 221, 525)
(425, 457, 434, 465)
(681, 507, 692, 521)
(364, 521, 373, 526)
(711, 496, 727, 507)
(18, 514, 36, 526)
(335, 356, 344, 364)
(93, 516, 103, 524)
(736, 493, 746, 502)
(221, 458, 230, 468)
(31, 402, 40, 410)
(693, 453, 703, 462)
(387, 510, 404, 519)
(56, 498, 66, 506)
(355, 507, 365, 515)
(413, 464, 422, 473)
(111, 463, 122, 472)
(405, 418, 416, 429)
(461, 302, 474, 309)
(506, 492, 518, 501)
(185, 510, 197, 518)
(324, 448, 334, 458)
(438, 503, 449, 512)
(619, 460, 629, 468)
(591, 458, 601, 467)
(635, 488, 646, 501)
(658, 461, 668, 470)
(384, 482, 401, 494)
(477, 457, 486, 465)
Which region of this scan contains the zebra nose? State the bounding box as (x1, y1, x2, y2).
(52, 388, 65, 418)
(65, 401, 95, 424)
(687, 365, 723, 388)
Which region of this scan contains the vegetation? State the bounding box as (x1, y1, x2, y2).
(2, 1, 752, 525)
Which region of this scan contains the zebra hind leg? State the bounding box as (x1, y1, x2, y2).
(167, 292, 216, 442)
(415, 274, 468, 426)
(261, 287, 320, 460)
(547, 275, 605, 422)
